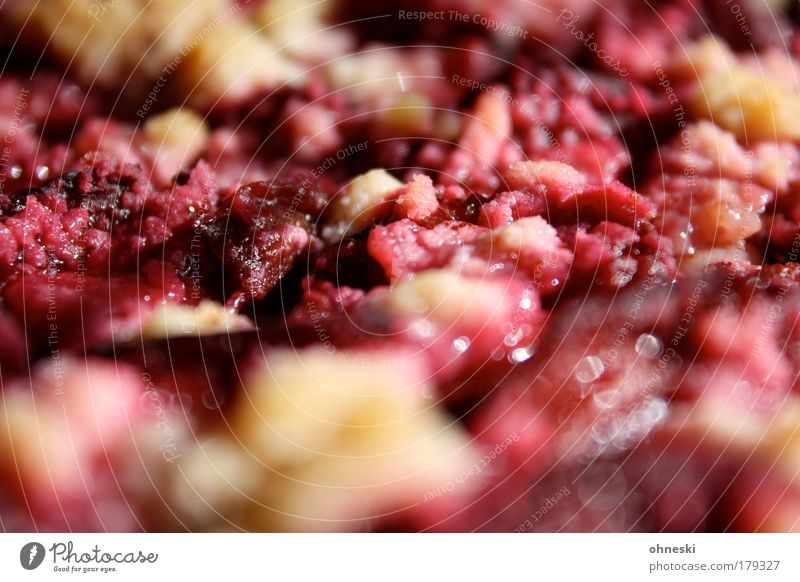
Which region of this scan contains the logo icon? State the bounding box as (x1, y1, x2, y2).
(20, 542, 45, 570)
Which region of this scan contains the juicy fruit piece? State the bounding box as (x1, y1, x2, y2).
(0, 358, 148, 530)
(688, 302, 792, 408)
(394, 174, 440, 224)
(0, 73, 89, 195)
(482, 161, 656, 229)
(435, 87, 516, 197)
(457, 267, 800, 531)
(439, 284, 681, 531)
(0, 152, 221, 353)
(365, 269, 543, 386)
(2, 155, 177, 276)
(481, 216, 573, 295)
(409, 64, 641, 193)
(504, 160, 587, 194)
(3, 266, 189, 350)
(652, 395, 800, 533)
(507, 68, 634, 183)
(368, 219, 488, 281)
(563, 221, 675, 291)
(203, 181, 313, 303)
(285, 264, 546, 401)
(0, 152, 215, 278)
(385, 159, 674, 296)
(371, 198, 579, 296)
(443, 89, 513, 180)
(645, 122, 774, 265)
(74, 112, 212, 189)
(322, 169, 404, 242)
(520, 291, 675, 458)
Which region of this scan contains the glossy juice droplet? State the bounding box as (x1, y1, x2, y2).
(575, 356, 604, 383)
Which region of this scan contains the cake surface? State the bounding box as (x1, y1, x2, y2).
(1, 0, 800, 532)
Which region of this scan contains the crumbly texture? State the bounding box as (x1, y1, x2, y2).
(2, 0, 800, 533)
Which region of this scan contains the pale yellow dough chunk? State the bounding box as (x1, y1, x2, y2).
(9, 0, 229, 86)
(167, 347, 477, 531)
(322, 169, 404, 242)
(141, 300, 252, 339)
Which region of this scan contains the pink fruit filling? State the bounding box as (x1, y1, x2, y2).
(1, 0, 800, 532)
